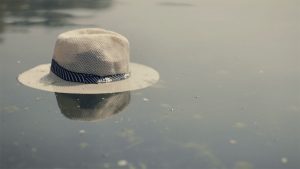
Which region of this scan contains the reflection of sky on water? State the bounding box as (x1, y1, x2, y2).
(0, 0, 299, 168)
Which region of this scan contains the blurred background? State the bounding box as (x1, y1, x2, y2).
(0, 0, 299, 169)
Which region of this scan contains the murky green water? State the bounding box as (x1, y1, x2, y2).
(1, 0, 299, 168)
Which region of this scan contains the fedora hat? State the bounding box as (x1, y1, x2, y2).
(18, 28, 159, 94)
(55, 92, 130, 121)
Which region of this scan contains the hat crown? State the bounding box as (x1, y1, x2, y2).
(52, 28, 130, 76)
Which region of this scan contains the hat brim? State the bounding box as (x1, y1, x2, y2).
(18, 63, 159, 94)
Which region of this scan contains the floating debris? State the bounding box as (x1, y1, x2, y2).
(3, 105, 20, 113)
(183, 142, 221, 168)
(35, 97, 41, 101)
(259, 70, 265, 74)
(120, 128, 136, 143)
(119, 128, 142, 150)
(229, 139, 237, 144)
(143, 98, 149, 102)
(117, 160, 128, 167)
(281, 157, 288, 164)
(160, 103, 174, 112)
(139, 162, 147, 169)
(234, 161, 253, 169)
(233, 122, 247, 129)
(17, 60, 21, 64)
(31, 147, 38, 153)
(79, 142, 89, 149)
(194, 96, 200, 99)
(79, 129, 86, 134)
(23, 107, 29, 111)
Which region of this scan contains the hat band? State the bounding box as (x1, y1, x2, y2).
(50, 59, 130, 84)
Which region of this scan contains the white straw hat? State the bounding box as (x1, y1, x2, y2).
(18, 28, 159, 94)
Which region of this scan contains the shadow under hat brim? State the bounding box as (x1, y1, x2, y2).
(18, 63, 159, 94)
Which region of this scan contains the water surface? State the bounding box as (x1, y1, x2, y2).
(1, 0, 299, 168)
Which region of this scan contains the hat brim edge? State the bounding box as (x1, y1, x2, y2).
(18, 63, 159, 94)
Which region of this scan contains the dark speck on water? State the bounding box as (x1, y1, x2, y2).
(1, 0, 299, 169)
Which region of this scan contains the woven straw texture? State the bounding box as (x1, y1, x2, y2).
(53, 28, 130, 76)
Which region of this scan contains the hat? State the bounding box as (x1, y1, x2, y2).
(55, 92, 130, 121)
(18, 28, 159, 94)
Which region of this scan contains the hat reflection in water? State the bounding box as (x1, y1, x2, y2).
(55, 92, 130, 121)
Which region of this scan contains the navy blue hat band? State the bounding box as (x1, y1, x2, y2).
(50, 59, 130, 84)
